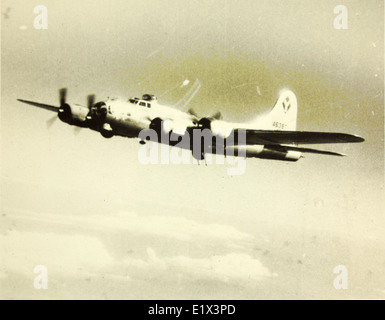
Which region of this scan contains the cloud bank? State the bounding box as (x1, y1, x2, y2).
(1, 210, 275, 288)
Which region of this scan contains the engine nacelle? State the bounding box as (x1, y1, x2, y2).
(58, 104, 89, 126)
(149, 118, 189, 137)
(225, 145, 302, 162)
(198, 118, 233, 140)
(100, 122, 114, 138)
(149, 117, 166, 136)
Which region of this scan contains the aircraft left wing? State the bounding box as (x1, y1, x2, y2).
(17, 99, 59, 112)
(233, 130, 365, 145)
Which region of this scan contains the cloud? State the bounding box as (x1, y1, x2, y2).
(0, 229, 274, 297)
(9, 209, 254, 245)
(104, 211, 254, 244)
(166, 253, 276, 282)
(2, 211, 273, 288)
(0, 231, 114, 278)
(123, 248, 276, 283)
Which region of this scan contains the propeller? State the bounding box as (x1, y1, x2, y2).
(87, 94, 95, 110)
(71, 94, 95, 134)
(46, 87, 68, 128)
(188, 110, 223, 126)
(46, 115, 58, 129)
(74, 127, 82, 135)
(58, 88, 70, 121)
(211, 111, 223, 120)
(187, 108, 198, 117)
(59, 88, 67, 107)
(86, 94, 96, 122)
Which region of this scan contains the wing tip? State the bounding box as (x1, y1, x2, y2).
(17, 98, 35, 104)
(339, 133, 365, 143)
(334, 133, 365, 143)
(353, 135, 365, 143)
(17, 99, 31, 105)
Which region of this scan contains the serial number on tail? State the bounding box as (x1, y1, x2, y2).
(273, 122, 287, 130)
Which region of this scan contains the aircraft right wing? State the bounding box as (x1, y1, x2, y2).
(233, 130, 365, 145)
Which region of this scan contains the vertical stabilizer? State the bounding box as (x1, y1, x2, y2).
(267, 89, 298, 131)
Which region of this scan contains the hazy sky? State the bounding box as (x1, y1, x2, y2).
(1, 0, 384, 299)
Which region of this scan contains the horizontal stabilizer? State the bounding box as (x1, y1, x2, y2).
(267, 145, 346, 156)
(17, 99, 59, 112)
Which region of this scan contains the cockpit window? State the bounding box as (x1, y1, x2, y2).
(129, 97, 140, 104)
(129, 97, 151, 107)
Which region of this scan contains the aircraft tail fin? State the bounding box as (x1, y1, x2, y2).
(266, 89, 298, 131)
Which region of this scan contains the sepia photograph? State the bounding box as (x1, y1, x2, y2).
(1, 0, 384, 302)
